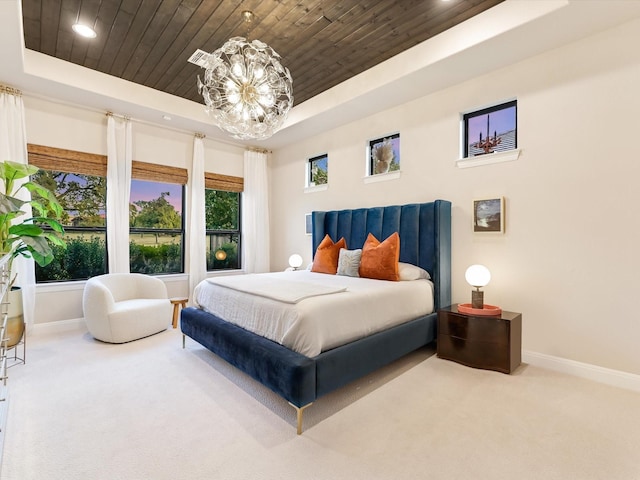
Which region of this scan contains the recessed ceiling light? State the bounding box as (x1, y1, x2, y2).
(72, 23, 97, 38)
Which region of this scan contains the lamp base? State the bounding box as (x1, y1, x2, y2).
(471, 290, 484, 309)
(457, 303, 502, 316)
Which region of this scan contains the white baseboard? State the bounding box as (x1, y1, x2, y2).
(30, 318, 86, 335)
(523, 350, 640, 393)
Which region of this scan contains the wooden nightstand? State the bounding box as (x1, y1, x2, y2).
(437, 304, 522, 374)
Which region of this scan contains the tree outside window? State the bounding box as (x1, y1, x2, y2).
(33, 170, 107, 282)
(30, 145, 187, 279)
(205, 189, 240, 271)
(129, 180, 184, 274)
(308, 154, 328, 186)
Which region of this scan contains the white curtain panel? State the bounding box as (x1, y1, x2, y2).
(106, 115, 132, 273)
(0, 87, 36, 329)
(187, 135, 206, 301)
(242, 150, 270, 273)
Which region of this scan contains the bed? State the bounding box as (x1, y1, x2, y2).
(181, 200, 451, 433)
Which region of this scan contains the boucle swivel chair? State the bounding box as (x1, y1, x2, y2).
(83, 273, 172, 343)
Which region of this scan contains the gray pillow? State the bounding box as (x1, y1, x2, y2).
(336, 248, 362, 277)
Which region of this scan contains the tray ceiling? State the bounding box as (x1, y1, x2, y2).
(21, 0, 504, 107)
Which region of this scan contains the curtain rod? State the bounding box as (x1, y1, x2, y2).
(245, 146, 272, 154)
(0, 85, 22, 96)
(105, 111, 131, 121)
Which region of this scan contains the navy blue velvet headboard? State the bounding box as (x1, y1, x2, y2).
(312, 200, 451, 310)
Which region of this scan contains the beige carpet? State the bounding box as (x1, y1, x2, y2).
(1, 324, 639, 480)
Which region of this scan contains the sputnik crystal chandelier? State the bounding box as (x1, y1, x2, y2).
(197, 11, 293, 141)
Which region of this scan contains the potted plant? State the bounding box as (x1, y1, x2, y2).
(0, 160, 66, 347)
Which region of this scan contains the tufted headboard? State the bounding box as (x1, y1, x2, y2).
(312, 200, 451, 310)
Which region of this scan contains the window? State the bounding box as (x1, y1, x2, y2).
(307, 154, 328, 187)
(204, 172, 243, 271)
(368, 133, 400, 175)
(28, 144, 108, 282)
(463, 100, 517, 158)
(129, 161, 186, 274)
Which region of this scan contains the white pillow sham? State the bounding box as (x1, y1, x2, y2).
(398, 262, 431, 281)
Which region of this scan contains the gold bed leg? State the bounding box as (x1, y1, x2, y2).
(289, 402, 313, 435)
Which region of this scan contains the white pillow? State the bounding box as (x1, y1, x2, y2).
(398, 262, 431, 281)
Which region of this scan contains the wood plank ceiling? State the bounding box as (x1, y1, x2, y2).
(21, 0, 505, 106)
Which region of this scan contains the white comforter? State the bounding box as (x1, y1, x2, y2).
(194, 271, 434, 357)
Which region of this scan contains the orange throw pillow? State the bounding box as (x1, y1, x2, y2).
(311, 234, 347, 274)
(359, 232, 400, 281)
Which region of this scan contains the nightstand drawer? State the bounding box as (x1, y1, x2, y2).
(438, 313, 509, 344)
(437, 334, 510, 373)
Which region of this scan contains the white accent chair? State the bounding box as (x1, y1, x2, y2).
(83, 273, 172, 343)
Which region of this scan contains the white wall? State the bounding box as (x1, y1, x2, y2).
(23, 97, 245, 324)
(269, 18, 640, 375)
(20, 15, 640, 377)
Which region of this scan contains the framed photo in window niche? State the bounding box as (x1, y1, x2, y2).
(368, 133, 400, 175)
(463, 100, 517, 158)
(308, 153, 328, 187)
(473, 197, 505, 233)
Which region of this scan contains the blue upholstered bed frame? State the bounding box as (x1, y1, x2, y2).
(181, 200, 451, 433)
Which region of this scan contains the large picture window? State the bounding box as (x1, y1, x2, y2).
(129, 162, 186, 274)
(28, 144, 108, 282)
(204, 172, 243, 271)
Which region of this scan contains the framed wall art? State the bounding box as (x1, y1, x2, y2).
(473, 197, 505, 233)
(367, 133, 400, 175)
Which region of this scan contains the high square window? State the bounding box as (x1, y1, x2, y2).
(368, 133, 400, 176)
(463, 100, 517, 158)
(307, 154, 328, 187)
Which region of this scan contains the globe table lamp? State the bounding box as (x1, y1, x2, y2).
(465, 264, 491, 308)
(288, 254, 303, 270)
(458, 265, 502, 316)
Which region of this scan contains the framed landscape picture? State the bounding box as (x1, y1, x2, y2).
(473, 197, 505, 233)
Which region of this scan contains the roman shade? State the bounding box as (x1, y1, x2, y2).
(204, 172, 243, 192)
(28, 143, 106, 176)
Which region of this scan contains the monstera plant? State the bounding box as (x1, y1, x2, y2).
(0, 160, 66, 347)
